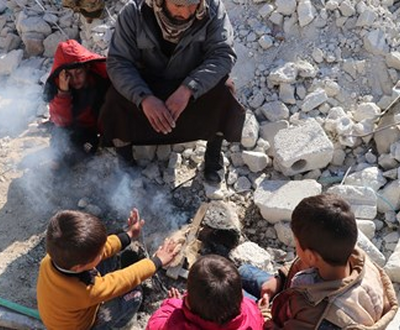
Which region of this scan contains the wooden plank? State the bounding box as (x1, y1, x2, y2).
(165, 203, 208, 279)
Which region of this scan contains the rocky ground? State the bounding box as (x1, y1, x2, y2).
(0, 0, 400, 328)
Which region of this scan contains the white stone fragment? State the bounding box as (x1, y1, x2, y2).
(273, 119, 334, 176)
(230, 241, 272, 270)
(353, 102, 381, 122)
(0, 49, 23, 75)
(384, 240, 400, 283)
(297, 0, 316, 27)
(386, 52, 400, 70)
(339, 0, 356, 16)
(274, 221, 294, 246)
(377, 180, 400, 212)
(356, 7, 377, 27)
(279, 83, 296, 104)
(259, 4, 274, 18)
(301, 89, 328, 112)
(344, 167, 387, 192)
(276, 0, 296, 15)
(357, 230, 385, 267)
(241, 111, 259, 149)
(363, 29, 389, 56)
(258, 35, 274, 50)
(261, 101, 289, 122)
(327, 185, 377, 220)
(254, 179, 322, 224)
(268, 62, 298, 86)
(356, 220, 376, 240)
(242, 150, 270, 172)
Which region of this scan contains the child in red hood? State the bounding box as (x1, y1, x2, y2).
(146, 254, 264, 330)
(43, 39, 110, 170)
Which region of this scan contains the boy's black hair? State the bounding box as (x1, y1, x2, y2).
(46, 210, 107, 270)
(291, 194, 358, 266)
(187, 254, 242, 325)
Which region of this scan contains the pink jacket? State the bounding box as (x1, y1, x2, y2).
(147, 296, 264, 330)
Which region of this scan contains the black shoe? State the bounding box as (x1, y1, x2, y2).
(204, 135, 224, 185)
(116, 145, 136, 171)
(204, 167, 222, 184)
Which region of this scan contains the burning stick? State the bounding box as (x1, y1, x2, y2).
(165, 203, 209, 280)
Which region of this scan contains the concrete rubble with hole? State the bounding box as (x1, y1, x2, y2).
(0, 0, 400, 328)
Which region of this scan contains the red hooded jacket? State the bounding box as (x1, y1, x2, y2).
(146, 297, 264, 330)
(44, 39, 109, 130)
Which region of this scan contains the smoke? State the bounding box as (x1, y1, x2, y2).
(0, 58, 46, 138)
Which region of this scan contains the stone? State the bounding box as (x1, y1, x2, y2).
(258, 35, 274, 50)
(279, 83, 296, 104)
(231, 42, 256, 90)
(156, 145, 171, 161)
(276, 0, 296, 16)
(344, 167, 387, 192)
(384, 240, 400, 283)
(353, 102, 381, 122)
(377, 180, 400, 212)
(241, 111, 259, 149)
(356, 6, 376, 27)
(242, 150, 270, 172)
(273, 119, 334, 176)
(234, 176, 252, 192)
(260, 101, 289, 122)
(327, 185, 377, 220)
(356, 220, 376, 240)
(260, 120, 289, 157)
(0, 49, 23, 75)
(386, 51, 400, 70)
(268, 62, 298, 86)
(374, 113, 400, 154)
(357, 230, 385, 267)
(363, 29, 389, 56)
(133, 145, 156, 161)
(297, 0, 316, 27)
(274, 221, 294, 246)
(259, 4, 274, 18)
(301, 89, 328, 112)
(254, 178, 321, 224)
(230, 241, 273, 270)
(203, 201, 241, 232)
(43, 32, 68, 58)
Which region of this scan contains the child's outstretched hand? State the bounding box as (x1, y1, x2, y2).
(126, 208, 145, 239)
(168, 287, 182, 299)
(155, 238, 181, 266)
(58, 69, 70, 92)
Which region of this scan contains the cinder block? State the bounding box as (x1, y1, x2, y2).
(273, 119, 334, 176)
(254, 179, 322, 224)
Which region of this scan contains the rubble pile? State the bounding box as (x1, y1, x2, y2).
(0, 0, 399, 326)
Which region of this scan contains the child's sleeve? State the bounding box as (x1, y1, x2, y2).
(101, 234, 130, 259)
(88, 258, 157, 304)
(146, 298, 183, 330)
(49, 92, 73, 127)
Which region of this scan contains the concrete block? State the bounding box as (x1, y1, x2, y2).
(273, 119, 334, 176)
(254, 179, 322, 224)
(327, 185, 377, 220)
(230, 241, 272, 270)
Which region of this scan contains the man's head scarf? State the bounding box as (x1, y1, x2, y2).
(146, 0, 207, 44)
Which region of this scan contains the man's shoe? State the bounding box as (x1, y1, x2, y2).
(204, 167, 222, 184)
(204, 135, 224, 185)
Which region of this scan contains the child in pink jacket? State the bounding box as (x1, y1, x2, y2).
(147, 254, 264, 330)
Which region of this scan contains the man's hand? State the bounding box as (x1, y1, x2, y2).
(260, 276, 282, 300)
(126, 208, 145, 239)
(141, 95, 175, 134)
(154, 238, 181, 266)
(58, 69, 70, 92)
(165, 85, 192, 122)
